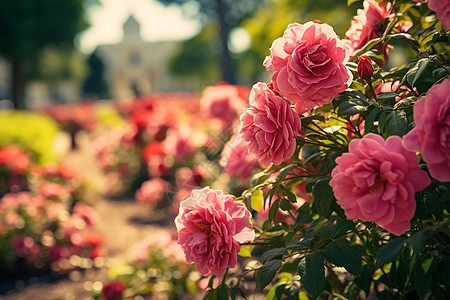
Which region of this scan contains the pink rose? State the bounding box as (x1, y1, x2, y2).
(263, 22, 353, 114)
(200, 82, 250, 129)
(344, 0, 392, 57)
(330, 134, 430, 235)
(135, 178, 171, 207)
(428, 0, 450, 30)
(219, 134, 260, 180)
(175, 188, 255, 277)
(403, 78, 450, 181)
(240, 82, 302, 166)
(163, 125, 196, 161)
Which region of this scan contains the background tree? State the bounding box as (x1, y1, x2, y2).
(82, 49, 108, 99)
(0, 0, 90, 109)
(154, 0, 264, 85)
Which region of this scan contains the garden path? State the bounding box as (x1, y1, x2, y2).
(0, 133, 170, 300)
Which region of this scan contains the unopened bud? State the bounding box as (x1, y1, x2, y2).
(358, 55, 374, 80)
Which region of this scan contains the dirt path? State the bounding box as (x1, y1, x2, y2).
(0, 133, 173, 300)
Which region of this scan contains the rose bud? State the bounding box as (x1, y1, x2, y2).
(358, 55, 374, 80)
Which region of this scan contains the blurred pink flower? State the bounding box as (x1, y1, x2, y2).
(39, 182, 68, 199)
(428, 0, 450, 30)
(133, 231, 185, 262)
(72, 202, 98, 228)
(264, 22, 352, 114)
(330, 134, 430, 235)
(163, 125, 196, 161)
(0, 145, 30, 174)
(403, 78, 450, 181)
(200, 82, 250, 129)
(220, 134, 260, 180)
(344, 0, 392, 57)
(135, 178, 171, 207)
(175, 188, 255, 277)
(240, 82, 302, 166)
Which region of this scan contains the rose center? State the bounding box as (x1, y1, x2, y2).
(369, 174, 385, 194)
(196, 224, 214, 237)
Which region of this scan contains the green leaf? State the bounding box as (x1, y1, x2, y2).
(364, 107, 380, 133)
(251, 189, 264, 212)
(376, 237, 405, 268)
(298, 252, 325, 298)
(377, 92, 398, 102)
(260, 248, 286, 263)
(414, 257, 436, 299)
(238, 245, 254, 258)
(325, 238, 362, 276)
(347, 0, 361, 6)
(268, 199, 280, 224)
(301, 115, 325, 125)
(279, 198, 292, 211)
(400, 58, 431, 90)
(330, 220, 355, 238)
(387, 33, 420, 48)
(256, 259, 282, 290)
(312, 179, 334, 218)
(387, 110, 408, 136)
(338, 99, 369, 116)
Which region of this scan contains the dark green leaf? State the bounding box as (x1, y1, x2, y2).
(364, 107, 380, 133)
(279, 198, 291, 211)
(260, 248, 286, 263)
(414, 257, 435, 299)
(387, 33, 420, 48)
(312, 179, 334, 218)
(354, 262, 376, 295)
(387, 110, 408, 136)
(217, 285, 228, 300)
(268, 199, 280, 224)
(377, 92, 398, 102)
(301, 115, 325, 125)
(325, 238, 362, 275)
(330, 220, 355, 238)
(286, 239, 311, 251)
(338, 99, 369, 116)
(376, 237, 405, 268)
(256, 259, 282, 290)
(298, 252, 325, 298)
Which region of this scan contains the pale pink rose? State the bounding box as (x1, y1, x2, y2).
(135, 178, 171, 207)
(344, 0, 392, 57)
(330, 134, 430, 235)
(403, 78, 450, 181)
(428, 0, 450, 30)
(264, 22, 353, 114)
(175, 188, 255, 277)
(133, 231, 173, 261)
(220, 134, 260, 180)
(240, 82, 302, 166)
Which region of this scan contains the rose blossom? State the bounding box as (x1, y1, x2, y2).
(240, 82, 302, 166)
(263, 22, 352, 114)
(403, 78, 450, 181)
(219, 134, 260, 180)
(175, 188, 255, 277)
(428, 0, 450, 30)
(344, 0, 392, 57)
(330, 134, 430, 235)
(135, 178, 171, 207)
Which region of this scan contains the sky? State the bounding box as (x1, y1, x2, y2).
(77, 0, 203, 53)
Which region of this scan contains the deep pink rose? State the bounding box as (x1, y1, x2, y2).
(403, 78, 450, 181)
(344, 0, 392, 57)
(240, 82, 302, 166)
(163, 125, 196, 161)
(101, 281, 126, 300)
(175, 188, 255, 277)
(220, 134, 260, 180)
(357, 55, 374, 80)
(428, 0, 450, 30)
(330, 134, 430, 235)
(264, 22, 352, 114)
(135, 178, 170, 207)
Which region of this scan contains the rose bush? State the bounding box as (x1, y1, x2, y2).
(172, 1, 450, 299)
